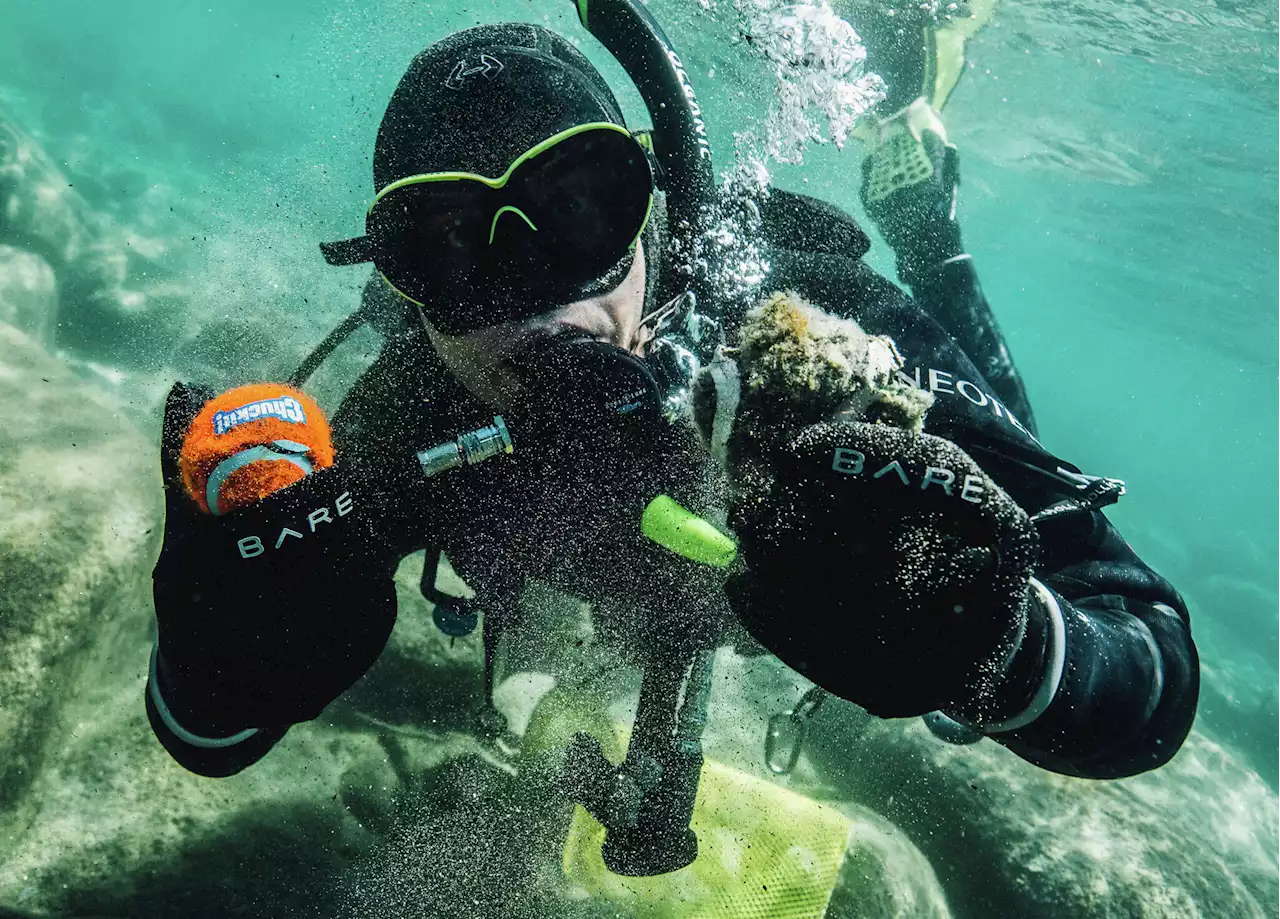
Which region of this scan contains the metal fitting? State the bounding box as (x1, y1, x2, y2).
(417, 416, 513, 479)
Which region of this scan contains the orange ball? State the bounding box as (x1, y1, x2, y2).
(180, 383, 335, 515)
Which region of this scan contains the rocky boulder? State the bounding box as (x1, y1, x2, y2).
(0, 322, 490, 918)
(803, 703, 1279, 919)
(0, 246, 56, 346)
(0, 322, 161, 853)
(0, 117, 178, 368)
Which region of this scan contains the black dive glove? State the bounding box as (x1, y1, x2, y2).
(726, 420, 1039, 718)
(150, 383, 400, 738)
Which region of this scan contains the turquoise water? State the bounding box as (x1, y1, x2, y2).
(0, 0, 1276, 915)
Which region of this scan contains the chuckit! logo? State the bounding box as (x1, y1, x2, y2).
(212, 396, 306, 436)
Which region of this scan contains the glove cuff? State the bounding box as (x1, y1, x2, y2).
(146, 642, 290, 777)
(880, 203, 967, 290)
(947, 578, 1067, 732)
(147, 642, 259, 747)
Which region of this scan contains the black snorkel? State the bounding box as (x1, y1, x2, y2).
(548, 0, 719, 878)
(573, 0, 716, 311)
(574, 0, 725, 421)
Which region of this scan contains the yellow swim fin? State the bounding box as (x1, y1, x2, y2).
(837, 0, 998, 115)
(930, 0, 998, 110)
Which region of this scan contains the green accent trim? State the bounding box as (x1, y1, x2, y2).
(489, 205, 537, 244)
(640, 494, 737, 568)
(370, 122, 632, 210)
(378, 271, 426, 310)
(631, 191, 654, 251)
(576, 0, 589, 28)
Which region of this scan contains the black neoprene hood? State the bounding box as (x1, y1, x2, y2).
(374, 23, 628, 190)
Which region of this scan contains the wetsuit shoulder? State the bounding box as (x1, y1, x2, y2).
(756, 188, 871, 260)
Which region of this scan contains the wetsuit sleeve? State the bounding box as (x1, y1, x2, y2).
(881, 186, 1200, 774)
(948, 491, 1199, 778)
(904, 257, 1037, 434)
(858, 135, 1038, 431)
(758, 249, 1197, 778)
(900, 268, 1198, 775)
(147, 460, 406, 777)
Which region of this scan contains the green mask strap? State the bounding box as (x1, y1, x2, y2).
(641, 494, 737, 567)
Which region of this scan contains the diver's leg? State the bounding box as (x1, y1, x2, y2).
(861, 104, 1037, 434)
(852, 2, 1037, 433)
(914, 249, 1037, 435)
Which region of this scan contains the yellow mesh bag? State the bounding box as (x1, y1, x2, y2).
(862, 97, 954, 204)
(562, 750, 853, 919)
(863, 125, 935, 204)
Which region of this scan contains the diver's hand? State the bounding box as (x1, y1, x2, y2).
(151, 383, 398, 735)
(726, 420, 1039, 718)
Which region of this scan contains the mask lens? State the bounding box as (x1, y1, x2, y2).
(369, 128, 652, 330)
(515, 129, 652, 276)
(371, 181, 492, 302)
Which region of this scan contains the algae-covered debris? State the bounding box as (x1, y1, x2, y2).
(693, 289, 933, 466)
(737, 289, 932, 431)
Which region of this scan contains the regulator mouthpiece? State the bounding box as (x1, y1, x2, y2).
(418, 416, 513, 478)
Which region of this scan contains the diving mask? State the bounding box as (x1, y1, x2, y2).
(323, 123, 656, 335)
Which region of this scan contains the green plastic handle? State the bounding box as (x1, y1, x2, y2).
(640, 494, 737, 567)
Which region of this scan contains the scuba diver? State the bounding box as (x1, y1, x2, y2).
(145, 0, 1198, 883)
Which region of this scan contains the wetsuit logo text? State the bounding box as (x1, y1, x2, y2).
(664, 49, 712, 161)
(898, 366, 1038, 444)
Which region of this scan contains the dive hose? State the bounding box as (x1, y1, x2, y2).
(290, 0, 721, 877)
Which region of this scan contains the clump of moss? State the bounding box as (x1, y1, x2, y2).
(735, 290, 932, 433)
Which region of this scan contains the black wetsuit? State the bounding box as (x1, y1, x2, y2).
(146, 193, 1197, 782)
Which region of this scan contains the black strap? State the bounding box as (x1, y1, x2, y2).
(319, 235, 376, 266)
(1031, 476, 1126, 524)
(288, 309, 369, 388)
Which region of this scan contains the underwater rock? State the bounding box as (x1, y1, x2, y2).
(805, 707, 1280, 919)
(735, 289, 928, 430)
(827, 804, 952, 919)
(0, 116, 173, 365)
(0, 119, 91, 274)
(0, 338, 489, 917)
(0, 543, 489, 919)
(693, 289, 932, 447)
(0, 245, 56, 346)
(0, 321, 161, 856)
